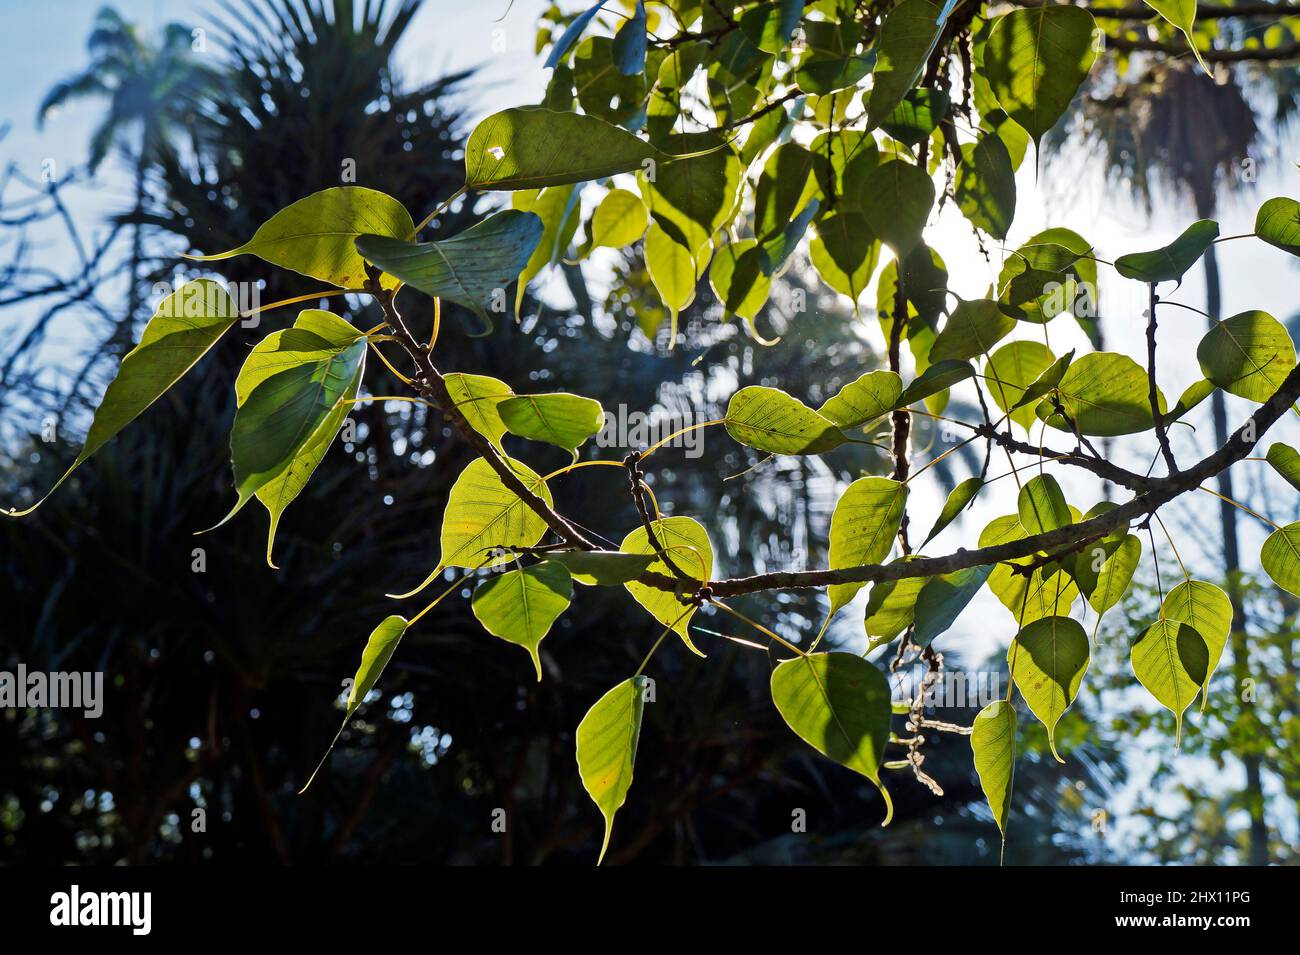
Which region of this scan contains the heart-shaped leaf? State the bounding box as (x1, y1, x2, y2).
(725, 386, 847, 455)
(817, 370, 902, 429)
(498, 393, 604, 454)
(576, 675, 649, 864)
(1255, 196, 1300, 257)
(1262, 521, 1300, 597)
(1197, 310, 1297, 403)
(1161, 580, 1231, 711)
(1132, 618, 1208, 747)
(1266, 442, 1300, 492)
(621, 516, 713, 656)
(828, 477, 908, 615)
(860, 159, 935, 256)
(930, 299, 1016, 363)
(472, 562, 574, 679)
(1007, 615, 1089, 760)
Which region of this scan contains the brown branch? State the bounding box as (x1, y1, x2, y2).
(970, 422, 1157, 490)
(1147, 287, 1179, 474)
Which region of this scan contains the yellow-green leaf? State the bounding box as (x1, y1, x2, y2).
(971, 700, 1016, 838)
(1261, 521, 1300, 596)
(1162, 580, 1231, 710)
(1197, 310, 1297, 403)
(576, 676, 649, 864)
(828, 477, 907, 616)
(817, 370, 902, 430)
(1007, 615, 1089, 761)
(725, 386, 847, 455)
(621, 516, 712, 656)
(472, 562, 574, 680)
(1132, 618, 1208, 747)
(498, 393, 604, 454)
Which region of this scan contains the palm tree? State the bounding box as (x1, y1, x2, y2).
(37, 6, 217, 351)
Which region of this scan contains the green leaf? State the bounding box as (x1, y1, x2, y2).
(498, 393, 605, 454)
(1255, 196, 1300, 257)
(817, 370, 902, 429)
(896, 359, 973, 408)
(864, 569, 928, 649)
(464, 106, 663, 190)
(512, 185, 582, 316)
(1045, 351, 1165, 436)
(757, 198, 819, 276)
(472, 562, 574, 680)
(248, 310, 368, 567)
(1163, 378, 1214, 425)
(621, 516, 713, 656)
(985, 340, 1054, 432)
(642, 132, 742, 251)
(575, 35, 649, 124)
(612, 0, 648, 74)
(1017, 474, 1070, 536)
(1114, 219, 1219, 283)
(576, 676, 649, 864)
(828, 477, 908, 615)
(356, 210, 544, 319)
(809, 212, 881, 311)
(913, 565, 993, 646)
(6, 280, 239, 517)
(982, 515, 1078, 625)
(1143, 0, 1209, 74)
(444, 372, 513, 451)
(1261, 521, 1300, 597)
(223, 311, 367, 526)
(971, 700, 1017, 838)
(644, 220, 701, 345)
(996, 236, 1088, 321)
(1007, 615, 1089, 761)
(546, 550, 657, 586)
(544, 0, 610, 69)
(809, 130, 878, 211)
(1012, 349, 1074, 412)
(739, 0, 805, 53)
(881, 89, 950, 147)
(754, 142, 816, 241)
(1161, 580, 1231, 710)
(922, 477, 983, 546)
(1087, 534, 1141, 615)
(984, 7, 1099, 152)
(1266, 442, 1300, 492)
(860, 159, 935, 256)
(725, 386, 847, 455)
(188, 186, 413, 289)
(709, 240, 772, 322)
(866, 0, 946, 129)
(1132, 619, 1208, 747)
(955, 134, 1017, 240)
(1197, 310, 1297, 403)
(929, 299, 1015, 363)
(770, 652, 894, 823)
(587, 188, 648, 250)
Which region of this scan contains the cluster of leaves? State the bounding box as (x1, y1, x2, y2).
(8, 0, 1300, 862)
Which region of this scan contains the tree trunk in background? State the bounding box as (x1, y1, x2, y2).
(1203, 242, 1269, 865)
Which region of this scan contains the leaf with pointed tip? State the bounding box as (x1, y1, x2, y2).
(1008, 615, 1089, 761)
(546, 550, 657, 586)
(1197, 310, 1297, 403)
(1132, 619, 1208, 746)
(1267, 442, 1300, 492)
(923, 477, 983, 546)
(860, 159, 935, 256)
(621, 516, 712, 656)
(576, 675, 648, 864)
(865, 570, 928, 649)
(982, 515, 1078, 624)
(512, 185, 582, 316)
(1255, 196, 1300, 257)
(444, 372, 513, 451)
(612, 0, 648, 74)
(955, 134, 1017, 240)
(725, 386, 846, 455)
(1262, 521, 1300, 597)
(472, 562, 573, 680)
(1087, 534, 1141, 615)
(828, 477, 908, 616)
(1115, 219, 1219, 283)
(896, 360, 973, 408)
(5, 280, 239, 517)
(1143, 0, 1210, 74)
(710, 240, 772, 321)
(881, 89, 950, 147)
(1162, 580, 1231, 708)
(464, 107, 664, 191)
(345, 615, 409, 720)
(188, 187, 412, 289)
(1012, 349, 1074, 411)
(356, 210, 544, 319)
(770, 652, 894, 824)
(545, 0, 610, 69)
(644, 220, 701, 344)
(913, 565, 993, 646)
(930, 299, 1015, 363)
(997, 238, 1087, 320)
(1163, 378, 1213, 425)
(985, 341, 1054, 432)
(971, 700, 1016, 837)
(809, 212, 881, 310)
(1044, 351, 1165, 436)
(498, 393, 604, 454)
(866, 0, 947, 129)
(587, 188, 648, 251)
(1017, 474, 1070, 536)
(754, 142, 816, 242)
(642, 132, 741, 252)
(817, 370, 902, 429)
(984, 7, 1099, 151)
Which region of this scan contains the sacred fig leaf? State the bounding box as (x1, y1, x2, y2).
(980, 514, 1077, 625)
(809, 212, 881, 311)
(865, 569, 928, 648)
(642, 132, 742, 251)
(1132, 619, 1208, 747)
(1255, 196, 1300, 257)
(1197, 310, 1297, 402)
(912, 565, 993, 647)
(512, 185, 582, 317)
(896, 360, 973, 408)
(188, 186, 413, 289)
(644, 220, 702, 347)
(983, 6, 1100, 152)
(575, 35, 648, 124)
(881, 89, 950, 147)
(1261, 522, 1300, 597)
(576, 675, 649, 864)
(710, 239, 773, 322)
(1266, 442, 1300, 492)
(621, 516, 713, 656)
(247, 310, 368, 567)
(587, 188, 648, 251)
(1044, 351, 1165, 436)
(817, 370, 902, 429)
(472, 562, 574, 680)
(971, 700, 1017, 840)
(985, 340, 1054, 432)
(1162, 580, 1232, 710)
(1115, 219, 1219, 283)
(739, 0, 806, 53)
(1086, 534, 1141, 616)
(955, 134, 1017, 240)
(930, 298, 1015, 363)
(5, 279, 240, 517)
(221, 311, 367, 529)
(1017, 474, 1070, 536)
(770, 652, 894, 824)
(922, 477, 983, 546)
(725, 386, 847, 455)
(498, 393, 604, 455)
(866, 0, 946, 130)
(545, 550, 657, 586)
(996, 236, 1087, 320)
(827, 477, 908, 616)
(754, 142, 816, 242)
(444, 372, 513, 451)
(860, 159, 935, 256)
(1007, 615, 1090, 762)
(464, 107, 664, 191)
(355, 210, 544, 319)
(1143, 0, 1210, 74)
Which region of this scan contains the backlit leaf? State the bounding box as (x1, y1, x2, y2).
(576, 676, 648, 864)
(1007, 615, 1089, 761)
(472, 562, 574, 679)
(971, 700, 1016, 838)
(621, 516, 713, 655)
(1162, 580, 1231, 709)
(1197, 310, 1297, 403)
(817, 370, 902, 429)
(1114, 219, 1218, 283)
(498, 392, 605, 454)
(1132, 619, 1208, 747)
(725, 386, 847, 455)
(828, 477, 907, 615)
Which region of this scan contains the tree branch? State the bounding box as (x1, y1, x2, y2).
(1147, 287, 1178, 474)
